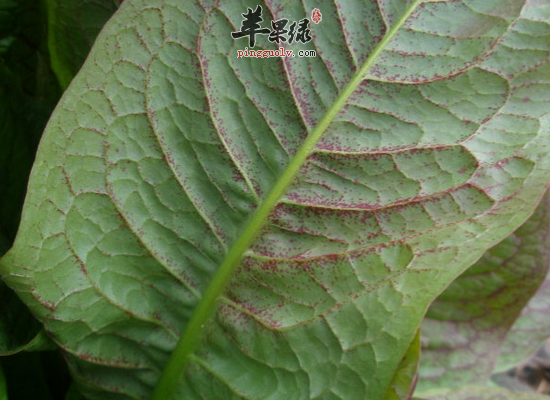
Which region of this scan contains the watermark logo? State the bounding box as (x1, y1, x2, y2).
(312, 8, 322, 24)
(231, 5, 320, 59)
(230, 5, 271, 48)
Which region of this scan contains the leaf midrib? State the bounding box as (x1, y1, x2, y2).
(152, 1, 424, 398)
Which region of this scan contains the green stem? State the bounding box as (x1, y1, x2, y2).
(151, 1, 423, 398)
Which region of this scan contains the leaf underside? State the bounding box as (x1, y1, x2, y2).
(2, 0, 550, 399)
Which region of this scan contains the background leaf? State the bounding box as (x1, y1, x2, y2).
(0, 0, 60, 360)
(0, 0, 118, 356)
(0, 0, 118, 398)
(64, 384, 87, 400)
(385, 330, 420, 400)
(0, 352, 73, 400)
(0, 0, 60, 243)
(0, 283, 52, 355)
(421, 385, 550, 400)
(0, 0, 120, 244)
(495, 261, 550, 372)
(0, 362, 6, 400)
(45, 0, 121, 89)
(418, 193, 550, 390)
(2, 0, 550, 399)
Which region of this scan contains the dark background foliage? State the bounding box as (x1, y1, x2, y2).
(0, 1, 118, 397)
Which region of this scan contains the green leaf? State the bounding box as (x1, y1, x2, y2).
(385, 330, 420, 400)
(420, 385, 550, 400)
(45, 0, 121, 89)
(2, 0, 550, 399)
(418, 193, 550, 390)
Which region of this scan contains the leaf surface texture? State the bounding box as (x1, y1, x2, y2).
(2, 0, 550, 399)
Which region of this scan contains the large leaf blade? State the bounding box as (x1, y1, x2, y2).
(2, 0, 550, 399)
